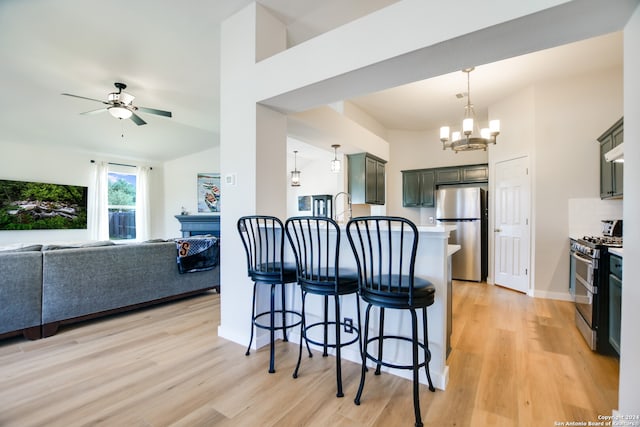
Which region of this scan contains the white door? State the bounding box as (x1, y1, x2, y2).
(494, 156, 530, 293)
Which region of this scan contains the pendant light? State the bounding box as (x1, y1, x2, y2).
(290, 150, 301, 187)
(330, 144, 341, 173)
(439, 67, 500, 152)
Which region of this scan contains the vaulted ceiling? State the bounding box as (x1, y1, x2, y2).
(0, 0, 623, 162)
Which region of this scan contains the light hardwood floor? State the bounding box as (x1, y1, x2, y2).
(0, 281, 619, 426)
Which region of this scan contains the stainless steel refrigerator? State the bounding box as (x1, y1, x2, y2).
(436, 186, 488, 282)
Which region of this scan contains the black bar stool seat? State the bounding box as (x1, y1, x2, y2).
(362, 275, 435, 309)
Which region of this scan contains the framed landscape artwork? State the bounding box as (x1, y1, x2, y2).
(0, 179, 88, 230)
(197, 173, 221, 213)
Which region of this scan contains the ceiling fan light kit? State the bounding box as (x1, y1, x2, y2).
(439, 67, 500, 152)
(62, 82, 172, 126)
(108, 106, 133, 119)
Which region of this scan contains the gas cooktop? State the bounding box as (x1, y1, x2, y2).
(580, 235, 623, 248)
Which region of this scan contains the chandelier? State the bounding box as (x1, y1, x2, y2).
(439, 67, 500, 152)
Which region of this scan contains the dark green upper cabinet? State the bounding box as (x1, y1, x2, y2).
(598, 118, 623, 199)
(435, 164, 488, 185)
(403, 163, 488, 208)
(402, 169, 435, 207)
(348, 153, 386, 205)
(435, 168, 461, 184)
(462, 165, 490, 182)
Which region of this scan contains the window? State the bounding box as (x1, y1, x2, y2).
(108, 170, 137, 240)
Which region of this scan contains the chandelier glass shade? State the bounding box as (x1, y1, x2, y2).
(439, 67, 500, 152)
(291, 150, 301, 187)
(330, 144, 341, 173)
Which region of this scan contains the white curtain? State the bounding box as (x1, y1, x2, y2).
(135, 166, 151, 241)
(89, 161, 109, 240)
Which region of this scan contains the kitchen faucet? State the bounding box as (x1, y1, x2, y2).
(333, 192, 352, 223)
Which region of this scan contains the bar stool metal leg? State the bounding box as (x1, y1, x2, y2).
(375, 307, 385, 375)
(269, 283, 276, 373)
(334, 295, 343, 397)
(245, 283, 258, 357)
(281, 284, 288, 342)
(411, 308, 423, 427)
(423, 307, 435, 391)
(354, 304, 372, 405)
(293, 291, 313, 379)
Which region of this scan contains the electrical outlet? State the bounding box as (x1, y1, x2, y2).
(343, 317, 353, 334)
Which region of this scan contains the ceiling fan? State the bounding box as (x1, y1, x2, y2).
(61, 82, 172, 126)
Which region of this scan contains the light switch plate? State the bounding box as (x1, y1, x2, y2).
(224, 173, 236, 186)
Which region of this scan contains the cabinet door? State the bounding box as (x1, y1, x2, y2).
(600, 135, 614, 198)
(402, 171, 421, 207)
(419, 170, 436, 207)
(612, 126, 623, 197)
(365, 157, 378, 204)
(436, 168, 461, 184)
(609, 272, 622, 355)
(462, 165, 489, 182)
(375, 161, 385, 204)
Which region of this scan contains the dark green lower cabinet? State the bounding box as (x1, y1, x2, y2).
(609, 254, 622, 356)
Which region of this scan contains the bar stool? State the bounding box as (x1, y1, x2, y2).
(346, 216, 436, 427)
(237, 215, 302, 374)
(285, 216, 362, 398)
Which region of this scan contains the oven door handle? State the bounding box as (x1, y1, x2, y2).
(575, 274, 597, 294)
(572, 251, 595, 265)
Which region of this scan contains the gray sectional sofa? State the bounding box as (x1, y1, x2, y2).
(0, 248, 43, 340)
(0, 240, 219, 340)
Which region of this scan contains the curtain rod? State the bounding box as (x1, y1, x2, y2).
(90, 160, 152, 170)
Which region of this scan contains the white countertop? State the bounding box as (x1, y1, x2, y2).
(448, 244, 461, 257)
(335, 223, 456, 234)
(609, 247, 623, 257)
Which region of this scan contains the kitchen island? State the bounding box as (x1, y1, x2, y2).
(288, 224, 458, 390)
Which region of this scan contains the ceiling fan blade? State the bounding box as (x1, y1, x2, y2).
(80, 108, 108, 115)
(61, 93, 109, 104)
(136, 106, 172, 117)
(130, 112, 147, 126)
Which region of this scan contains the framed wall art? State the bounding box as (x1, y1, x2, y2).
(0, 179, 88, 230)
(197, 173, 221, 213)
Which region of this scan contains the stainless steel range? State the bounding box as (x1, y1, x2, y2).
(571, 235, 622, 355)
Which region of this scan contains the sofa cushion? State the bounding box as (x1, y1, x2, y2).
(0, 243, 43, 252)
(42, 241, 115, 251)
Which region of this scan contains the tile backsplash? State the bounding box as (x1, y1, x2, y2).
(568, 198, 623, 237)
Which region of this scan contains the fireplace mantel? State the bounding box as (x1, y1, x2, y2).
(175, 215, 220, 238)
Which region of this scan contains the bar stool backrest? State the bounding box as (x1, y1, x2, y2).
(346, 216, 420, 305)
(237, 215, 288, 282)
(285, 216, 341, 290)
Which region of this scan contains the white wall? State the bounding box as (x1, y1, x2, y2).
(162, 146, 220, 238)
(619, 3, 640, 415)
(0, 140, 162, 245)
(533, 67, 622, 298)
